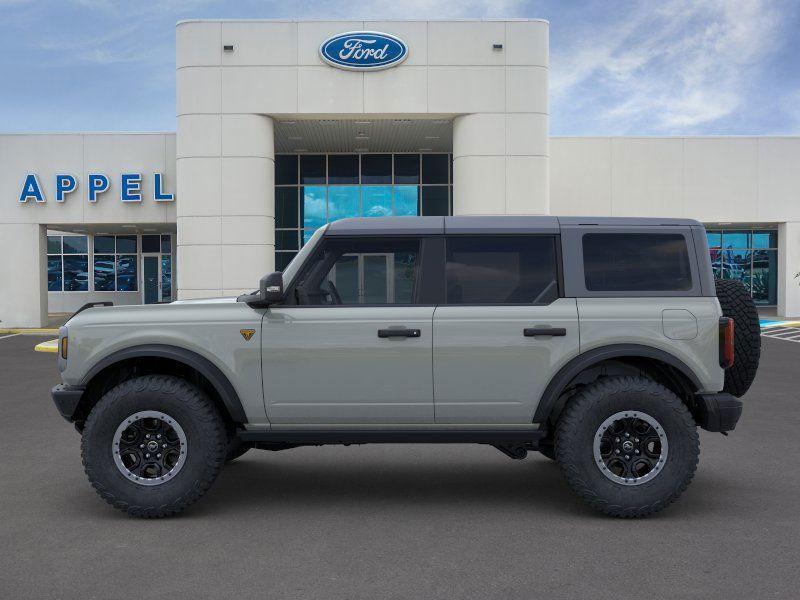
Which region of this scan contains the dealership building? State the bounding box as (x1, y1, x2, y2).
(1, 18, 799, 327)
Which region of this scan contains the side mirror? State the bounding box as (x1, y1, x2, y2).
(259, 271, 284, 305)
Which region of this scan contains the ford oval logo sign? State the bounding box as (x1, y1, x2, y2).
(320, 31, 408, 71)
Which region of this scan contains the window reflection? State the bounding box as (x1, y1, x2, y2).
(707, 228, 777, 305)
(361, 186, 392, 217)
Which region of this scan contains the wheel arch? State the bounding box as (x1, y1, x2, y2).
(533, 344, 702, 427)
(75, 344, 247, 428)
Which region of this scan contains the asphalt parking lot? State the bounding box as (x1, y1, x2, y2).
(1, 333, 798, 599)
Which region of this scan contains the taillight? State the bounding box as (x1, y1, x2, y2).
(719, 317, 734, 368)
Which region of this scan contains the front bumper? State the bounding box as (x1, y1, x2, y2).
(694, 392, 743, 432)
(51, 384, 84, 422)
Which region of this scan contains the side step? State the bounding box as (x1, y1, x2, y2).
(237, 426, 546, 446)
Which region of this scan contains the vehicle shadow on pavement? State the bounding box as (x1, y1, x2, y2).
(181, 449, 725, 520)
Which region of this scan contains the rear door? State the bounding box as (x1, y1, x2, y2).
(262, 235, 436, 424)
(433, 235, 579, 424)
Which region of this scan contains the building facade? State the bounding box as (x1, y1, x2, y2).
(1, 19, 799, 327)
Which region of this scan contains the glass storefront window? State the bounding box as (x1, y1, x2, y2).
(707, 228, 778, 305)
(275, 187, 299, 228)
(328, 186, 359, 221)
(63, 235, 88, 254)
(328, 155, 358, 184)
(361, 186, 392, 217)
(116, 255, 137, 291)
(63, 255, 89, 291)
(47, 256, 62, 291)
(47, 234, 88, 292)
(93, 255, 115, 291)
(161, 255, 172, 301)
(275, 154, 298, 185)
(116, 235, 137, 254)
(394, 186, 419, 216)
(361, 154, 391, 184)
(394, 154, 420, 184)
(302, 186, 327, 229)
(300, 155, 325, 184)
(275, 153, 453, 263)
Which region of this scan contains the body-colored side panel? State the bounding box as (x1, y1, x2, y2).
(262, 306, 435, 424)
(61, 301, 268, 425)
(432, 299, 580, 423)
(577, 297, 724, 392)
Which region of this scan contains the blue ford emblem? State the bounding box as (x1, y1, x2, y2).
(320, 31, 408, 71)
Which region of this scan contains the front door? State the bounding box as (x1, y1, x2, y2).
(261, 235, 435, 424)
(433, 235, 580, 423)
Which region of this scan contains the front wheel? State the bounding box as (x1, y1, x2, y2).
(555, 376, 699, 518)
(81, 375, 227, 518)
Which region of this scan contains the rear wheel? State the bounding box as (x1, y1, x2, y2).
(555, 376, 699, 518)
(715, 278, 761, 397)
(81, 375, 226, 518)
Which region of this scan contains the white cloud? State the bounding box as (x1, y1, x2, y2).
(551, 0, 790, 133)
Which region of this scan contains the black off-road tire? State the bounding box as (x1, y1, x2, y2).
(555, 376, 699, 518)
(225, 436, 252, 462)
(81, 375, 226, 518)
(715, 278, 761, 397)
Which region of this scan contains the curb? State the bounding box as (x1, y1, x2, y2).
(34, 339, 59, 353)
(0, 328, 59, 335)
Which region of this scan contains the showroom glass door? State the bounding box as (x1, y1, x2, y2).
(142, 255, 160, 304)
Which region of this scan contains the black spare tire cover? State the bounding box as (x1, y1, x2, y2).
(715, 279, 761, 397)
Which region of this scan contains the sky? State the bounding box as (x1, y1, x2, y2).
(0, 0, 798, 135)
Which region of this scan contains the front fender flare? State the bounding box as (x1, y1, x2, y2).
(80, 344, 248, 424)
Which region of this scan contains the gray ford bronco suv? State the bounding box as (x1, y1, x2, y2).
(51, 216, 760, 518)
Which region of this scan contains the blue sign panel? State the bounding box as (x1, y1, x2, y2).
(319, 31, 408, 71)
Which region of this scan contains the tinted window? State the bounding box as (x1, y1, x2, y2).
(275, 155, 298, 185)
(141, 234, 160, 253)
(445, 236, 558, 304)
(361, 154, 391, 184)
(583, 233, 692, 292)
(422, 154, 449, 184)
(328, 155, 358, 184)
(295, 238, 420, 305)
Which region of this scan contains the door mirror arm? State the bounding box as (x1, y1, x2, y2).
(238, 271, 284, 308)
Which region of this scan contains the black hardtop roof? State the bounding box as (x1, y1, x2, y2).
(325, 215, 702, 236)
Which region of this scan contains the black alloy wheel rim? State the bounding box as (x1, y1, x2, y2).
(112, 411, 187, 486)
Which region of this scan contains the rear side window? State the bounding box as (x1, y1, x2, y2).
(583, 233, 692, 292)
(445, 236, 559, 304)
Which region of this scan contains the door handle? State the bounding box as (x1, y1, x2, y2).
(378, 328, 421, 338)
(524, 327, 567, 337)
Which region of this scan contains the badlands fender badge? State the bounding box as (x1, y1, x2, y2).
(240, 329, 256, 341)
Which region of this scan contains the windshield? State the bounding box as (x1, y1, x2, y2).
(280, 225, 327, 287)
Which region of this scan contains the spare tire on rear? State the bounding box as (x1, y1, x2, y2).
(715, 279, 761, 397)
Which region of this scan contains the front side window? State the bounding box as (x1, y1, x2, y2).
(294, 238, 420, 305)
(445, 236, 559, 304)
(583, 233, 692, 292)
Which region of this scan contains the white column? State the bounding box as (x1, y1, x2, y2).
(177, 114, 275, 299)
(0, 224, 47, 327)
(452, 112, 549, 216)
(777, 221, 800, 317)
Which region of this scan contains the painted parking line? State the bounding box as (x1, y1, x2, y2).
(0, 333, 21, 341)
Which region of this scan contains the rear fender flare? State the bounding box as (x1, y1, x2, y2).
(532, 344, 702, 424)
